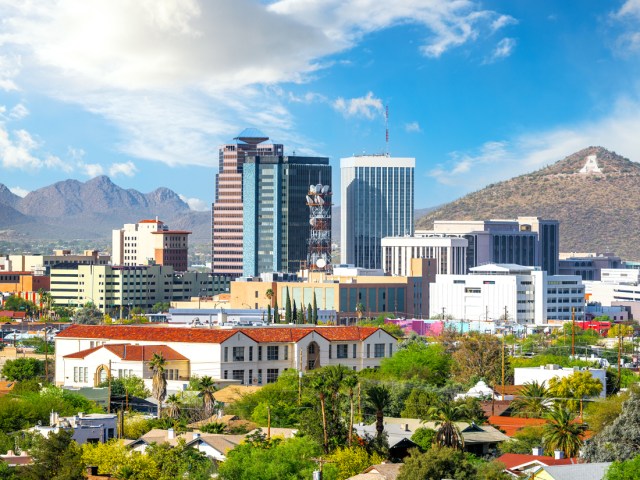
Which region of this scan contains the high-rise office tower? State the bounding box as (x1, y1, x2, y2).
(341, 155, 415, 269)
(243, 155, 331, 276)
(211, 129, 283, 277)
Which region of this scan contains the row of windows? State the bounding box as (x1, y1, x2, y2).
(222, 368, 279, 384)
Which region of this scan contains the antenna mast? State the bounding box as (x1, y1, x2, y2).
(385, 105, 389, 157)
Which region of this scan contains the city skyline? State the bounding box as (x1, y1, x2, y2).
(1, 1, 640, 210)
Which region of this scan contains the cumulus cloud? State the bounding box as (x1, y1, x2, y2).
(404, 121, 422, 133)
(81, 163, 104, 177)
(9, 104, 29, 120)
(179, 194, 209, 211)
(429, 97, 640, 189)
(0, 0, 516, 169)
(483, 37, 517, 64)
(611, 1, 640, 53)
(109, 161, 137, 177)
(9, 186, 30, 197)
(0, 127, 44, 170)
(333, 92, 383, 119)
(615, 0, 640, 19)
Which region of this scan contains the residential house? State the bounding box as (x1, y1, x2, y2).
(347, 463, 403, 480)
(531, 462, 611, 480)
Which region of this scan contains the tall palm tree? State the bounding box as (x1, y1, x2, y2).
(148, 352, 167, 418)
(198, 376, 217, 416)
(365, 385, 391, 439)
(165, 394, 182, 419)
(310, 373, 329, 453)
(427, 402, 470, 450)
(543, 406, 586, 458)
(343, 374, 358, 446)
(511, 381, 552, 418)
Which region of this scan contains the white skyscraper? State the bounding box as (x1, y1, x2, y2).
(340, 155, 415, 269)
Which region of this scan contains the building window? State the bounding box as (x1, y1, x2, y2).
(337, 344, 348, 359)
(374, 344, 385, 358)
(329, 345, 332, 359)
(389, 343, 393, 357)
(84, 368, 88, 383)
(232, 370, 244, 384)
(258, 346, 263, 361)
(74, 367, 79, 382)
(308, 343, 315, 354)
(224, 347, 228, 362)
(258, 369, 263, 384)
(353, 344, 357, 358)
(284, 345, 288, 360)
(249, 346, 253, 361)
(366, 344, 371, 358)
(266, 368, 278, 383)
(267, 346, 279, 361)
(233, 347, 245, 362)
(224, 370, 228, 379)
(249, 369, 253, 384)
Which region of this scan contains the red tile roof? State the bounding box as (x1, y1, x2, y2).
(496, 453, 576, 470)
(64, 345, 103, 359)
(488, 416, 548, 437)
(56, 324, 384, 344)
(0, 311, 27, 319)
(139, 219, 163, 224)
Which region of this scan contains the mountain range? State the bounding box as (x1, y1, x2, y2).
(416, 146, 640, 260)
(0, 176, 211, 242)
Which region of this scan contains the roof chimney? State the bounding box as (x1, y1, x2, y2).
(554, 450, 565, 460)
(532, 446, 544, 456)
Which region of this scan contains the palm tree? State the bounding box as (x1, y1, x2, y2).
(543, 406, 586, 458)
(265, 288, 274, 306)
(365, 385, 391, 439)
(165, 394, 182, 419)
(427, 402, 470, 450)
(310, 373, 329, 453)
(148, 352, 167, 419)
(356, 303, 365, 324)
(198, 376, 217, 416)
(510, 381, 552, 418)
(343, 374, 358, 446)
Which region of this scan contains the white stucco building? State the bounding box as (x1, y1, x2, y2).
(585, 269, 640, 305)
(381, 236, 468, 276)
(429, 264, 584, 326)
(55, 324, 398, 393)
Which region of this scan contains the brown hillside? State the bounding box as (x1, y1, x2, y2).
(416, 146, 640, 260)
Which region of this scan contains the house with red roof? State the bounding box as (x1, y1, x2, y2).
(496, 451, 578, 477)
(55, 324, 397, 393)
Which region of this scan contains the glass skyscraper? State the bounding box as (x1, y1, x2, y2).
(243, 155, 331, 277)
(340, 155, 415, 269)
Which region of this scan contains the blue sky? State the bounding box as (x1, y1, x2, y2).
(1, 0, 639, 211)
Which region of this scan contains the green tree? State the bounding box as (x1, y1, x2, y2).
(218, 433, 321, 480)
(285, 288, 292, 323)
(274, 300, 280, 323)
(18, 429, 84, 480)
(476, 461, 511, 480)
(498, 425, 545, 454)
(310, 372, 330, 453)
(548, 370, 603, 420)
(343, 374, 358, 446)
(427, 401, 470, 450)
(297, 304, 304, 324)
(82, 440, 158, 479)
(451, 332, 506, 387)
(146, 438, 214, 480)
(74, 302, 103, 324)
(265, 289, 274, 306)
(2, 358, 45, 381)
(98, 375, 150, 400)
(266, 304, 272, 324)
(151, 302, 171, 313)
(325, 446, 384, 480)
(365, 385, 391, 440)
(380, 342, 450, 385)
(307, 302, 313, 323)
(356, 303, 365, 323)
(584, 389, 631, 434)
(411, 427, 437, 451)
(292, 301, 298, 324)
(197, 375, 217, 416)
(605, 454, 640, 480)
(510, 381, 552, 418)
(312, 292, 318, 324)
(396, 447, 477, 480)
(165, 394, 182, 419)
(148, 352, 167, 418)
(583, 390, 640, 462)
(543, 406, 586, 458)
(1, 295, 36, 316)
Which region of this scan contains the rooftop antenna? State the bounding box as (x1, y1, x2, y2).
(385, 104, 389, 157)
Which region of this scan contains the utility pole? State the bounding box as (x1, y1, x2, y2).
(108, 359, 112, 414)
(618, 327, 623, 389)
(571, 307, 576, 357)
(501, 327, 506, 401)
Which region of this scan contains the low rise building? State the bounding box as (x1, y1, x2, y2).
(49, 264, 226, 315)
(585, 268, 640, 306)
(559, 252, 622, 281)
(381, 235, 468, 276)
(1, 250, 110, 274)
(30, 412, 117, 444)
(0, 271, 50, 299)
(55, 324, 398, 391)
(429, 264, 584, 326)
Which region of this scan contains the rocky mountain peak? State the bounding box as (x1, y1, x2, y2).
(532, 146, 640, 177)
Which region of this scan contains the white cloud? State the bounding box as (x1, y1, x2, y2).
(81, 163, 104, 177)
(333, 92, 383, 119)
(109, 161, 137, 177)
(179, 194, 209, 211)
(611, 1, 640, 53)
(0, 0, 516, 170)
(9, 186, 30, 197)
(483, 37, 516, 64)
(404, 121, 422, 133)
(615, 0, 640, 19)
(0, 126, 43, 169)
(429, 97, 640, 189)
(9, 103, 29, 120)
(491, 14, 518, 32)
